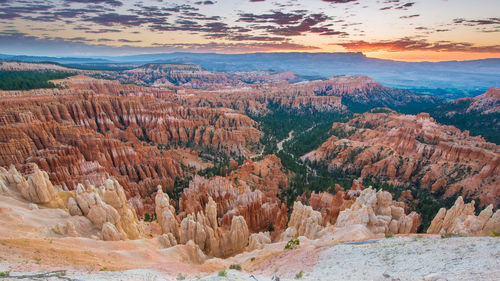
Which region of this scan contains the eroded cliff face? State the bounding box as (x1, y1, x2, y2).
(117, 64, 298, 89)
(0, 75, 261, 202)
(308, 76, 442, 107)
(151, 155, 289, 257)
(427, 196, 500, 236)
(283, 183, 420, 240)
(303, 111, 500, 208)
(156, 186, 250, 258)
(458, 87, 500, 114)
(306, 182, 363, 226)
(334, 187, 421, 235)
(0, 165, 143, 241)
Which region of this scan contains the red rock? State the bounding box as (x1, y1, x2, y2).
(303, 111, 500, 208)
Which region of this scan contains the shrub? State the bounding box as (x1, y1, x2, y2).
(176, 273, 186, 280)
(217, 270, 227, 277)
(0, 271, 10, 277)
(385, 233, 394, 238)
(491, 231, 499, 237)
(229, 264, 242, 271)
(284, 238, 300, 250)
(295, 271, 303, 279)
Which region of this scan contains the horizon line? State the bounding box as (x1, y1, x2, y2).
(2, 51, 500, 64)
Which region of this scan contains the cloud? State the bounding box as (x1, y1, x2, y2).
(322, 0, 358, 3)
(452, 18, 500, 33)
(238, 11, 345, 36)
(338, 38, 500, 53)
(400, 14, 419, 19)
(0, 31, 319, 56)
(194, 1, 215, 4)
(453, 18, 500, 26)
(238, 11, 305, 25)
(86, 13, 150, 26)
(0, 4, 54, 20)
(64, 0, 123, 7)
(85, 28, 122, 33)
(395, 2, 415, 10)
(118, 39, 142, 43)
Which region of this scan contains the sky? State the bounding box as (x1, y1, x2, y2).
(0, 0, 499, 61)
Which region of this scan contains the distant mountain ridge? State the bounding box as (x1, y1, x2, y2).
(1, 52, 499, 98)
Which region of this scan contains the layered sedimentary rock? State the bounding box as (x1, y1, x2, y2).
(155, 186, 180, 240)
(0, 164, 143, 241)
(427, 196, 500, 236)
(303, 111, 500, 208)
(247, 231, 272, 251)
(3, 164, 58, 204)
(284, 201, 324, 240)
(335, 188, 421, 235)
(179, 175, 288, 234)
(459, 87, 500, 114)
(157, 191, 250, 257)
(0, 75, 262, 203)
(309, 75, 442, 108)
(307, 182, 362, 225)
(69, 179, 143, 240)
(119, 64, 298, 89)
(2, 164, 64, 208)
(227, 155, 288, 200)
(284, 186, 420, 240)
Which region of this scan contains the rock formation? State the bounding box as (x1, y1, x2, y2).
(335, 188, 421, 235)
(157, 192, 250, 258)
(179, 175, 287, 234)
(303, 110, 500, 208)
(284, 186, 420, 240)
(70, 180, 143, 240)
(427, 196, 500, 236)
(307, 182, 362, 225)
(461, 87, 500, 114)
(158, 233, 178, 248)
(179, 156, 289, 234)
(0, 74, 266, 212)
(2, 164, 63, 208)
(0, 164, 142, 241)
(247, 232, 272, 251)
(284, 201, 324, 240)
(155, 186, 180, 240)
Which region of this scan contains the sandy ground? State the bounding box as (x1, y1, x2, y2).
(1, 188, 499, 281)
(1, 236, 499, 281)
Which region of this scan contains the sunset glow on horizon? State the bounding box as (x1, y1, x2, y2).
(0, 0, 498, 61)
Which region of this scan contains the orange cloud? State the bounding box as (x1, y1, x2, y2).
(337, 38, 500, 53)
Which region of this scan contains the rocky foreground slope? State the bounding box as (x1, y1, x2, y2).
(303, 110, 500, 208)
(0, 174, 499, 280)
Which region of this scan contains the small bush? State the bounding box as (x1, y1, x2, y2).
(177, 273, 186, 280)
(284, 238, 300, 250)
(491, 231, 499, 237)
(229, 264, 242, 271)
(0, 271, 10, 277)
(295, 271, 303, 279)
(143, 212, 157, 222)
(217, 270, 227, 277)
(385, 233, 394, 238)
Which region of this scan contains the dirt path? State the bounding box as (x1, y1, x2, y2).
(277, 130, 294, 152)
